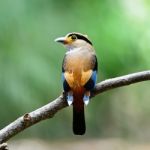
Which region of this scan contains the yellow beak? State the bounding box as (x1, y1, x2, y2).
(55, 36, 72, 44)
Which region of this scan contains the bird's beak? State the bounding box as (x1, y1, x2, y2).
(54, 37, 68, 44)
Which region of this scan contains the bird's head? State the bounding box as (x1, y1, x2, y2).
(55, 32, 93, 50)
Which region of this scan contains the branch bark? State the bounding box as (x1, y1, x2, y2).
(0, 70, 150, 144)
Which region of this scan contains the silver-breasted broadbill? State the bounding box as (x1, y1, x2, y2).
(55, 32, 98, 135)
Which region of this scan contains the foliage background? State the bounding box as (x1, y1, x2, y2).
(0, 0, 150, 142)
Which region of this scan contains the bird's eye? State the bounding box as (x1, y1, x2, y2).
(71, 35, 77, 40)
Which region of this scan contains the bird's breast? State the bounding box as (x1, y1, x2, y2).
(64, 50, 93, 89)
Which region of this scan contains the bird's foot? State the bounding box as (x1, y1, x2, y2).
(83, 91, 90, 105)
(67, 91, 73, 106)
(83, 95, 90, 105)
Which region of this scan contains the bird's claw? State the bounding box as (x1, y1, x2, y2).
(67, 95, 73, 106)
(83, 95, 90, 105)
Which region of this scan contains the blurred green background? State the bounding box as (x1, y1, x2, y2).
(0, 0, 150, 142)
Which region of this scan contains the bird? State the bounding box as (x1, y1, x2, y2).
(55, 32, 98, 135)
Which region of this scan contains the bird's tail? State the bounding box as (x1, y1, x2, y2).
(73, 88, 85, 135)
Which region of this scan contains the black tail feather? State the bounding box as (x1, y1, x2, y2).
(73, 106, 86, 135)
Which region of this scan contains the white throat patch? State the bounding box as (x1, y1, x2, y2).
(66, 47, 81, 54)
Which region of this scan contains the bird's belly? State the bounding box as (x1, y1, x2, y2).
(64, 54, 92, 89)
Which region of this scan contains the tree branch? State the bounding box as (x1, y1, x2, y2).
(0, 70, 150, 144)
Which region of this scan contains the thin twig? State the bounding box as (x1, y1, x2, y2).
(0, 70, 150, 144)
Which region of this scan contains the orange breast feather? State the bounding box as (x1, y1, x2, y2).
(64, 69, 92, 88)
(64, 52, 94, 89)
(64, 71, 74, 88)
(81, 70, 92, 86)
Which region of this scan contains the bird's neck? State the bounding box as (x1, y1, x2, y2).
(66, 47, 81, 53)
